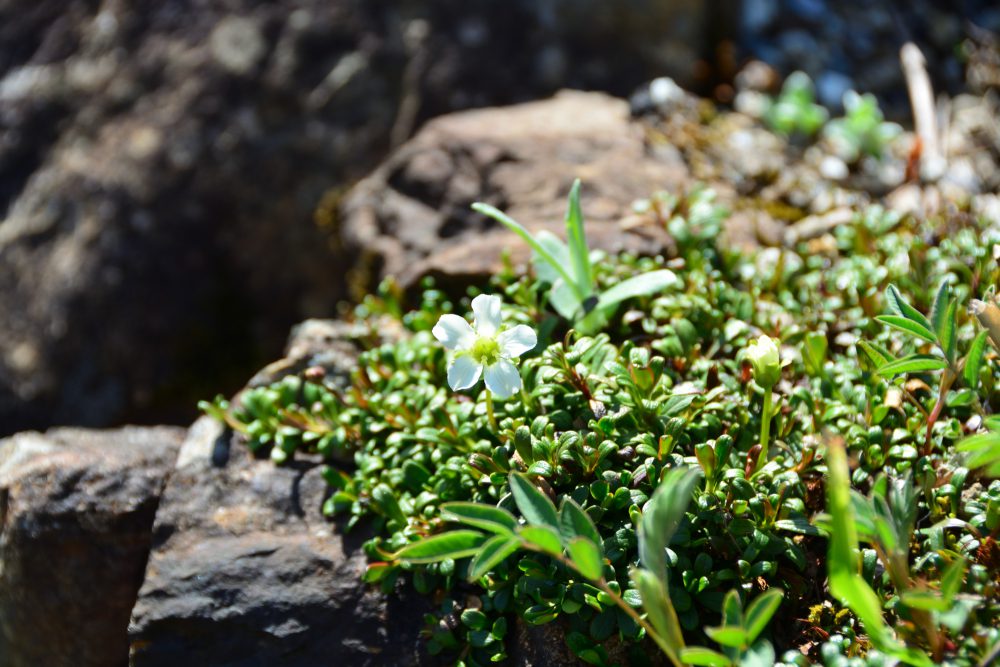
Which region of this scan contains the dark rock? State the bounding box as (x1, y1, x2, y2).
(341, 90, 687, 294)
(0, 0, 712, 436)
(129, 418, 434, 667)
(0, 426, 184, 667)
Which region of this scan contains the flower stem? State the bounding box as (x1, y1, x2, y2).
(485, 389, 498, 432)
(756, 388, 773, 472)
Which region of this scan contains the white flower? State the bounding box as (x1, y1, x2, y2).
(745, 335, 781, 389)
(432, 294, 537, 399)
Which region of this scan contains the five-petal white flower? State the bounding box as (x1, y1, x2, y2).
(432, 294, 537, 399)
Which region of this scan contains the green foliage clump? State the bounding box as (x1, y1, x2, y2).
(202, 184, 1000, 667)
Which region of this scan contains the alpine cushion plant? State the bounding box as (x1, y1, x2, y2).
(200, 182, 1000, 667)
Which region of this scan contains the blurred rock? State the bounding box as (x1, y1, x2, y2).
(0, 426, 183, 667)
(341, 90, 686, 293)
(0, 0, 712, 435)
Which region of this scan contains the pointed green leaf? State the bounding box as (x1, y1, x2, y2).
(559, 497, 603, 552)
(885, 284, 932, 330)
(472, 202, 583, 299)
(964, 330, 988, 390)
(929, 281, 952, 337)
(679, 647, 733, 666)
(937, 298, 958, 362)
(857, 340, 896, 369)
(940, 558, 966, 602)
(638, 468, 701, 583)
(876, 354, 948, 377)
(595, 270, 681, 314)
(704, 626, 749, 649)
(565, 179, 593, 296)
(393, 530, 488, 563)
(875, 315, 937, 344)
(440, 502, 518, 535)
(372, 483, 407, 526)
(567, 537, 604, 581)
(509, 472, 560, 529)
(900, 590, 950, 612)
(519, 525, 563, 556)
(744, 589, 784, 643)
(468, 534, 522, 580)
(632, 569, 686, 659)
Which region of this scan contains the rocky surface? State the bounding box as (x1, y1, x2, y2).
(341, 90, 686, 293)
(0, 0, 712, 436)
(0, 426, 184, 667)
(129, 416, 434, 667)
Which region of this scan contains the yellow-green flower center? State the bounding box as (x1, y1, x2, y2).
(470, 337, 501, 365)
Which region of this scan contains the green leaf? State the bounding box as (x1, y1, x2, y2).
(875, 316, 937, 344)
(638, 468, 701, 584)
(468, 534, 522, 580)
(372, 483, 407, 527)
(564, 179, 593, 297)
(744, 589, 783, 643)
(632, 569, 686, 660)
(472, 202, 583, 299)
(704, 626, 749, 649)
(393, 530, 488, 563)
(774, 518, 822, 536)
(857, 340, 895, 368)
(929, 281, 952, 338)
(937, 298, 958, 362)
(519, 525, 564, 556)
(876, 354, 948, 376)
(440, 502, 518, 535)
(509, 472, 560, 529)
(679, 647, 732, 666)
(885, 284, 932, 331)
(956, 431, 1000, 472)
(940, 558, 966, 602)
(567, 537, 604, 581)
(825, 438, 896, 649)
(900, 590, 950, 612)
(964, 330, 988, 390)
(559, 498, 603, 552)
(594, 270, 680, 315)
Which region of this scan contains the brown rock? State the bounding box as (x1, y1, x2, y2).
(341, 90, 688, 292)
(0, 426, 184, 667)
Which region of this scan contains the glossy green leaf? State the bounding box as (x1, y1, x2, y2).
(929, 281, 952, 339)
(595, 270, 681, 314)
(564, 179, 593, 297)
(393, 530, 488, 563)
(885, 284, 932, 331)
(704, 626, 749, 648)
(519, 525, 564, 556)
(632, 569, 686, 660)
(638, 467, 701, 584)
(559, 497, 603, 553)
(744, 589, 783, 643)
(679, 647, 732, 666)
(567, 537, 604, 581)
(509, 472, 560, 529)
(876, 354, 948, 376)
(875, 316, 937, 344)
(964, 330, 988, 390)
(440, 502, 517, 535)
(468, 534, 522, 580)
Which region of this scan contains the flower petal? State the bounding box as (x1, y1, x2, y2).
(433, 314, 475, 351)
(447, 355, 483, 391)
(483, 359, 521, 399)
(471, 294, 503, 337)
(497, 325, 537, 358)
